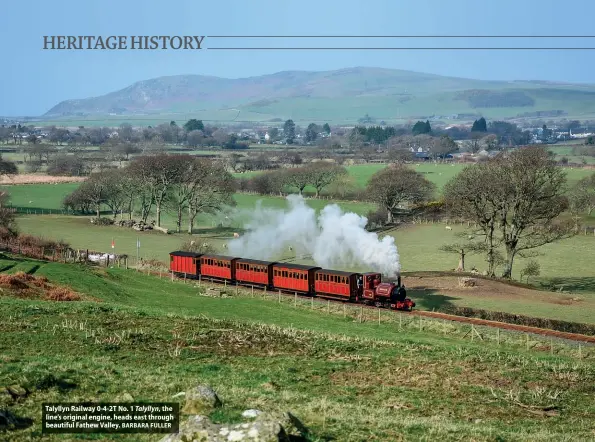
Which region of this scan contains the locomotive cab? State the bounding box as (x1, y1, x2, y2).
(360, 272, 382, 301)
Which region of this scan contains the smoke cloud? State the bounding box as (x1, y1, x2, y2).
(228, 195, 400, 276)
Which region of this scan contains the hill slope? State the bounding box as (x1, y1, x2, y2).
(43, 67, 595, 123)
(1, 255, 594, 440)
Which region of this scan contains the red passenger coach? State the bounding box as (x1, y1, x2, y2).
(272, 263, 320, 293)
(315, 270, 359, 301)
(169, 251, 202, 277)
(235, 259, 275, 287)
(200, 255, 239, 281)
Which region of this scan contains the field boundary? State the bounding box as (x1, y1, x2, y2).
(1, 237, 595, 346)
(156, 270, 594, 359)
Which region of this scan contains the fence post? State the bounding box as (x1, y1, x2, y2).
(399, 313, 402, 330)
(171, 271, 174, 282)
(251, 285, 254, 297)
(183, 273, 186, 283)
(471, 324, 474, 341)
(550, 337, 554, 356)
(311, 297, 314, 309)
(359, 306, 363, 323)
(327, 300, 330, 314)
(294, 292, 297, 307)
(236, 282, 239, 295)
(526, 334, 529, 351)
(224, 280, 227, 288)
(496, 328, 500, 345)
(198, 274, 201, 287)
(419, 315, 422, 331)
(578, 344, 582, 359)
(343, 303, 346, 318)
(378, 309, 381, 325)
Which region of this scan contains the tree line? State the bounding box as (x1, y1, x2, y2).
(236, 162, 349, 198)
(63, 154, 236, 234)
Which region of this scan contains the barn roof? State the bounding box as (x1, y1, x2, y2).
(201, 254, 240, 261)
(273, 263, 321, 271)
(170, 251, 202, 257)
(316, 269, 359, 277)
(237, 258, 276, 266)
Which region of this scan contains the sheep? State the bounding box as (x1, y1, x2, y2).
(445, 226, 452, 230)
(222, 244, 227, 249)
(233, 232, 240, 238)
(288, 246, 293, 252)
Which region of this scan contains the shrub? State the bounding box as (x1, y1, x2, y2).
(520, 260, 541, 283)
(365, 207, 389, 230)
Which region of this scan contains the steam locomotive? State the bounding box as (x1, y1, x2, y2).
(169, 251, 415, 311)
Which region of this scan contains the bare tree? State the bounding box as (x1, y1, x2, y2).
(100, 170, 128, 218)
(494, 147, 572, 278)
(186, 159, 236, 234)
(568, 173, 595, 219)
(167, 156, 210, 233)
(129, 154, 187, 227)
(443, 163, 504, 276)
(285, 167, 310, 195)
(0, 155, 18, 177)
(78, 172, 112, 218)
(429, 135, 458, 161)
(366, 165, 435, 224)
(305, 162, 348, 198)
(387, 148, 414, 164)
(226, 153, 244, 173)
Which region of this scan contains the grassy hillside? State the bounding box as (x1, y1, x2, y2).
(40, 68, 595, 124)
(1, 256, 594, 441)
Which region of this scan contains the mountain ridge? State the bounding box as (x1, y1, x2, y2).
(43, 67, 595, 122)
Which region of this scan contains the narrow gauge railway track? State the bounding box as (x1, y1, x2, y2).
(173, 273, 595, 346)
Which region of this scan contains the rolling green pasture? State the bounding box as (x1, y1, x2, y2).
(2, 162, 595, 325)
(11, 216, 595, 325)
(2, 256, 594, 441)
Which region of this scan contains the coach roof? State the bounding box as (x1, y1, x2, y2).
(315, 269, 359, 277)
(170, 251, 202, 257)
(273, 263, 321, 271)
(236, 258, 276, 266)
(201, 254, 240, 261)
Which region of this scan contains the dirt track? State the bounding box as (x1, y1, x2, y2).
(412, 310, 595, 344)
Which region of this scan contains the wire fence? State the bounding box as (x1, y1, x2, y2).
(142, 269, 594, 362)
(1, 239, 593, 360)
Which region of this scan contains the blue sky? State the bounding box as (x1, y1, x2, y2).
(1, 0, 595, 116)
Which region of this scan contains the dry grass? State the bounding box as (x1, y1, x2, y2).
(0, 175, 87, 185)
(0, 271, 81, 301)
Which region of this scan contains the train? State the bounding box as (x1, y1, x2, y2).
(169, 251, 416, 311)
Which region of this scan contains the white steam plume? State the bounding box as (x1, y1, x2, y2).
(228, 195, 400, 277)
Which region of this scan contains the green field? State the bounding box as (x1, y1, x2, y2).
(2, 162, 595, 326)
(548, 145, 595, 165)
(1, 255, 594, 441)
